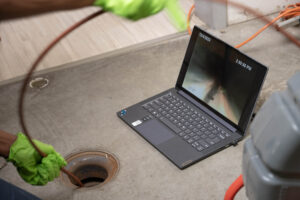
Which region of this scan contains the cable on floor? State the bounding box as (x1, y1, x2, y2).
(187, 2, 300, 48)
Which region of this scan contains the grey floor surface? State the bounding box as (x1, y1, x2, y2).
(0, 18, 299, 200)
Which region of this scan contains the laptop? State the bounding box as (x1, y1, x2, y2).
(117, 26, 268, 169)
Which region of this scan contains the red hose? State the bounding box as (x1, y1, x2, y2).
(224, 174, 244, 200)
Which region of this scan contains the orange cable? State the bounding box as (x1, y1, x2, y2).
(187, 3, 300, 48)
(187, 4, 195, 35)
(235, 6, 300, 48)
(224, 174, 244, 200)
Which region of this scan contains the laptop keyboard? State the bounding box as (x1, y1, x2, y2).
(142, 93, 231, 152)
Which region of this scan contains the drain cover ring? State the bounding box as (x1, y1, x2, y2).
(60, 150, 119, 189)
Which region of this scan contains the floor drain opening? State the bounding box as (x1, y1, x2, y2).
(60, 150, 119, 189)
(71, 165, 108, 187)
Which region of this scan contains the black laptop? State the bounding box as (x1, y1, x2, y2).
(117, 26, 268, 169)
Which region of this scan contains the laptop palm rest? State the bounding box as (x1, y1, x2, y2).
(135, 119, 175, 146)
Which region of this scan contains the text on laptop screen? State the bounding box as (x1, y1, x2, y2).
(182, 32, 257, 124)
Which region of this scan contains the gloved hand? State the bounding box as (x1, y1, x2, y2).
(93, 0, 187, 31)
(7, 133, 67, 186)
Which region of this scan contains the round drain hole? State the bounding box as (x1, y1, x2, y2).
(29, 77, 49, 89)
(60, 150, 119, 189)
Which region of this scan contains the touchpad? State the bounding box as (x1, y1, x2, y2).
(135, 120, 175, 145)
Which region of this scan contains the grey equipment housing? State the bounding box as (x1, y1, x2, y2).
(242, 71, 300, 200)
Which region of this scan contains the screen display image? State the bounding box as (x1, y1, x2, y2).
(182, 33, 257, 124)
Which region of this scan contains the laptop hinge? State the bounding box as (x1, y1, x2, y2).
(177, 89, 237, 133)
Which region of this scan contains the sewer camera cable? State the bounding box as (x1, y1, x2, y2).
(19, 9, 106, 188)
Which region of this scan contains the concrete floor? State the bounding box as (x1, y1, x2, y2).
(0, 17, 299, 200)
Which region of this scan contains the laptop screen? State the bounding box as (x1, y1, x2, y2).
(177, 27, 267, 132)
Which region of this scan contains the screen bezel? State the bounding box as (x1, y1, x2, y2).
(175, 26, 268, 134)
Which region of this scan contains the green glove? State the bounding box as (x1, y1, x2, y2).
(7, 133, 67, 186)
(93, 0, 187, 31)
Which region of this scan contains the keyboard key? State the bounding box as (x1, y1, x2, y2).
(152, 111, 158, 115)
(193, 136, 200, 140)
(143, 105, 150, 110)
(179, 132, 186, 137)
(218, 134, 225, 140)
(213, 137, 221, 144)
(206, 138, 215, 145)
(150, 102, 159, 109)
(185, 129, 191, 134)
(204, 131, 211, 135)
(187, 138, 194, 143)
(154, 100, 162, 106)
(196, 124, 202, 128)
(192, 121, 198, 125)
(184, 121, 190, 126)
(172, 113, 178, 117)
(192, 142, 199, 147)
(198, 140, 210, 148)
(197, 146, 204, 152)
(183, 135, 190, 140)
(189, 132, 196, 137)
(209, 134, 215, 139)
(200, 134, 207, 139)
